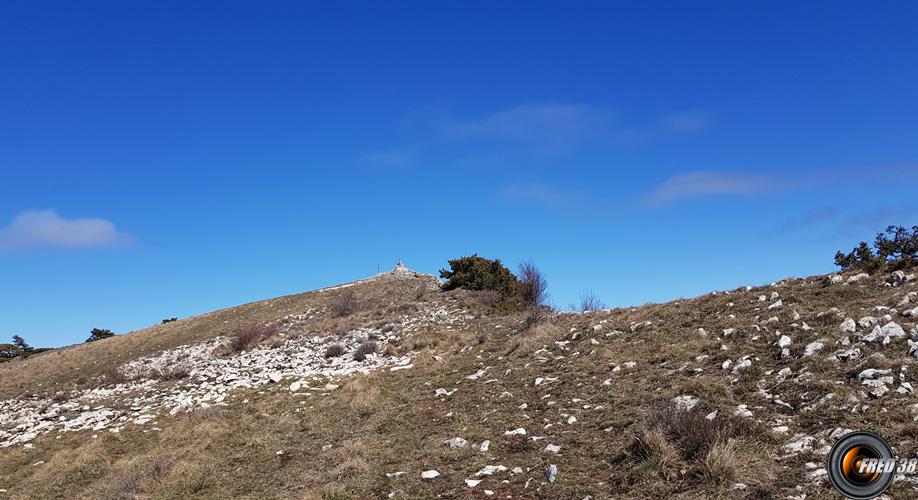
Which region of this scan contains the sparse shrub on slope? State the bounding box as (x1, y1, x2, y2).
(835, 225, 918, 273)
(324, 343, 345, 358)
(517, 260, 548, 306)
(227, 323, 280, 353)
(520, 305, 552, 330)
(331, 289, 360, 317)
(86, 328, 116, 343)
(149, 365, 190, 381)
(353, 340, 378, 362)
(572, 290, 606, 311)
(622, 403, 774, 489)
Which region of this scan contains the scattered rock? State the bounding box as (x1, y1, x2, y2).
(475, 465, 508, 477)
(545, 464, 558, 483)
(803, 341, 825, 357)
(840, 318, 856, 334)
(672, 395, 699, 412)
(782, 435, 815, 456)
(446, 437, 468, 448)
(887, 270, 912, 287)
(847, 273, 870, 284)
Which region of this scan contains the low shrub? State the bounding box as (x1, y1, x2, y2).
(324, 343, 345, 358)
(101, 365, 127, 385)
(331, 289, 359, 317)
(151, 365, 191, 381)
(353, 340, 378, 362)
(517, 260, 548, 306)
(228, 323, 280, 353)
(572, 290, 606, 311)
(520, 305, 551, 330)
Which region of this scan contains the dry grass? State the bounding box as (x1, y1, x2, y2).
(1, 271, 916, 498)
(146, 365, 191, 381)
(699, 439, 738, 487)
(227, 323, 282, 353)
(330, 289, 360, 317)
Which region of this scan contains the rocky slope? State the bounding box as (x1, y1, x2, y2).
(1, 265, 917, 499)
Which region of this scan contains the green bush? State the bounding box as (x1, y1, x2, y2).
(1, 335, 39, 360)
(835, 225, 918, 273)
(440, 255, 520, 296)
(86, 328, 116, 343)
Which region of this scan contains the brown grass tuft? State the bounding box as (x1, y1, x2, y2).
(352, 340, 378, 362)
(227, 323, 281, 353)
(331, 289, 360, 317)
(698, 439, 739, 487)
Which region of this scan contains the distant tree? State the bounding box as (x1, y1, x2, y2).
(874, 225, 918, 269)
(834, 225, 918, 273)
(86, 328, 115, 343)
(11, 335, 31, 352)
(517, 261, 549, 306)
(440, 255, 520, 297)
(834, 242, 883, 273)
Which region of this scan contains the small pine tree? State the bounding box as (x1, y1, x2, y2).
(11, 335, 31, 352)
(86, 328, 115, 343)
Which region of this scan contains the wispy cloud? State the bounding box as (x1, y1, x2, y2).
(647, 163, 918, 205)
(772, 207, 843, 235)
(0, 209, 134, 251)
(438, 103, 610, 152)
(498, 183, 576, 208)
(358, 148, 418, 169)
(647, 170, 774, 204)
(658, 110, 711, 133)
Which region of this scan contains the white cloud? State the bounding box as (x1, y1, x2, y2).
(647, 171, 773, 204)
(0, 209, 133, 250)
(659, 110, 711, 133)
(498, 183, 575, 208)
(439, 103, 609, 151)
(358, 148, 418, 169)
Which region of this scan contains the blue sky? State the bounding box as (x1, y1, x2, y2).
(2, 1, 917, 347)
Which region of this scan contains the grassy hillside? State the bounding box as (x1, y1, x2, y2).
(1, 267, 917, 498)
